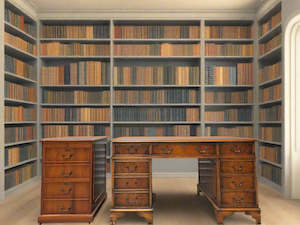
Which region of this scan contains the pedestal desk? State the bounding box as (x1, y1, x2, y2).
(110, 136, 261, 225)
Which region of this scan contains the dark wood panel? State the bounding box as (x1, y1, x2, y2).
(114, 177, 149, 190)
(114, 161, 150, 174)
(42, 200, 90, 214)
(219, 143, 254, 158)
(43, 182, 90, 199)
(114, 193, 150, 208)
(221, 176, 254, 191)
(114, 144, 149, 155)
(220, 160, 254, 174)
(221, 191, 257, 208)
(44, 164, 91, 179)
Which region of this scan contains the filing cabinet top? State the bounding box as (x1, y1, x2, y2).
(112, 136, 256, 143)
(41, 136, 108, 142)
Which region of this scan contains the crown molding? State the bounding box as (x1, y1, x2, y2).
(256, 0, 281, 21)
(23, 0, 38, 11)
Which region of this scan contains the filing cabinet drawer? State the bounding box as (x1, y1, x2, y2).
(221, 160, 254, 174)
(44, 165, 91, 179)
(221, 175, 255, 190)
(114, 161, 150, 174)
(43, 143, 92, 163)
(114, 177, 149, 190)
(221, 191, 256, 208)
(114, 144, 149, 155)
(219, 143, 254, 158)
(42, 199, 90, 214)
(114, 192, 150, 208)
(43, 182, 90, 199)
(152, 143, 216, 157)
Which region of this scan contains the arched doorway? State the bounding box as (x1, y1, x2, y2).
(284, 14, 300, 199)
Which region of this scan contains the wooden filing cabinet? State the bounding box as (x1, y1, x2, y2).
(38, 136, 108, 224)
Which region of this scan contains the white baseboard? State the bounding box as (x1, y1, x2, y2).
(152, 172, 198, 178)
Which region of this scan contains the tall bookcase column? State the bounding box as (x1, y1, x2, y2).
(0, 0, 5, 201)
(200, 20, 205, 135)
(257, 2, 283, 190)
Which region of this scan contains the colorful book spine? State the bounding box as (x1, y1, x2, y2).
(205, 89, 253, 104)
(5, 81, 36, 102)
(260, 11, 281, 36)
(259, 105, 282, 121)
(259, 33, 281, 56)
(205, 25, 253, 39)
(5, 125, 36, 144)
(260, 126, 281, 142)
(205, 125, 253, 137)
(259, 83, 281, 102)
(4, 32, 36, 55)
(259, 61, 281, 83)
(205, 108, 252, 121)
(5, 55, 36, 80)
(5, 144, 37, 167)
(260, 163, 281, 185)
(205, 43, 253, 56)
(5, 106, 36, 122)
(259, 145, 281, 164)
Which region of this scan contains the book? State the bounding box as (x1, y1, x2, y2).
(259, 83, 281, 103)
(5, 54, 36, 80)
(5, 81, 36, 102)
(4, 32, 36, 55)
(259, 33, 281, 56)
(260, 145, 281, 164)
(259, 61, 281, 83)
(205, 125, 253, 137)
(260, 11, 281, 37)
(259, 105, 281, 121)
(205, 25, 253, 39)
(260, 126, 281, 142)
(260, 163, 281, 185)
(5, 125, 36, 144)
(5, 143, 37, 167)
(205, 89, 253, 104)
(205, 43, 253, 56)
(205, 108, 252, 121)
(5, 106, 36, 122)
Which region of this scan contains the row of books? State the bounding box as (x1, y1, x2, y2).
(260, 11, 281, 37)
(260, 163, 281, 185)
(40, 42, 110, 56)
(113, 107, 200, 122)
(41, 24, 110, 39)
(260, 126, 281, 142)
(42, 125, 110, 138)
(42, 90, 110, 104)
(4, 8, 36, 36)
(205, 125, 253, 137)
(113, 65, 200, 85)
(4, 32, 36, 55)
(5, 144, 37, 167)
(114, 25, 200, 39)
(5, 81, 36, 102)
(205, 43, 253, 56)
(114, 43, 200, 56)
(114, 89, 200, 104)
(5, 106, 36, 122)
(259, 61, 281, 83)
(5, 55, 36, 80)
(41, 108, 110, 122)
(5, 125, 36, 144)
(259, 83, 281, 103)
(259, 105, 282, 121)
(205, 63, 253, 85)
(205, 25, 253, 39)
(259, 33, 281, 56)
(205, 89, 253, 104)
(41, 61, 110, 85)
(114, 125, 200, 137)
(260, 145, 281, 164)
(5, 161, 37, 190)
(205, 108, 252, 121)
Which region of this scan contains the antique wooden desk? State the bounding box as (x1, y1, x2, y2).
(110, 136, 261, 225)
(38, 136, 108, 224)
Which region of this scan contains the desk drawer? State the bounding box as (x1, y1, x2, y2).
(42, 199, 90, 214)
(114, 144, 149, 155)
(43, 182, 90, 199)
(152, 143, 216, 157)
(114, 177, 149, 190)
(114, 161, 150, 174)
(221, 160, 254, 174)
(221, 175, 254, 191)
(44, 165, 91, 179)
(219, 143, 254, 158)
(221, 191, 256, 208)
(114, 193, 150, 208)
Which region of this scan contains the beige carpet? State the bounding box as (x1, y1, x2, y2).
(1, 178, 300, 225)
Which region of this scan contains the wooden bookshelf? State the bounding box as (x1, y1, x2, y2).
(257, 2, 283, 188)
(2, 0, 38, 194)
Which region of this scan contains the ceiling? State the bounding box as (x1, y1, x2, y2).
(28, 0, 261, 12)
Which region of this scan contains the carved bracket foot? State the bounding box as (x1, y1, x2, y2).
(110, 212, 125, 225)
(137, 211, 153, 225)
(214, 210, 233, 224)
(245, 210, 261, 224)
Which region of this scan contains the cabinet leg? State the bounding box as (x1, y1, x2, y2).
(137, 211, 153, 225)
(214, 210, 233, 225)
(110, 212, 125, 225)
(245, 211, 261, 224)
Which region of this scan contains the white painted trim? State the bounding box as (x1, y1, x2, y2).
(152, 172, 198, 178)
(256, 0, 280, 21)
(284, 14, 300, 199)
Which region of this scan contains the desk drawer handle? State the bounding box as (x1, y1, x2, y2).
(61, 153, 73, 159)
(232, 196, 245, 203)
(195, 146, 208, 154)
(231, 145, 242, 154)
(232, 181, 244, 187)
(126, 197, 138, 204)
(232, 165, 243, 172)
(60, 206, 72, 212)
(125, 165, 138, 173)
(160, 147, 173, 154)
(128, 148, 138, 154)
(61, 170, 73, 177)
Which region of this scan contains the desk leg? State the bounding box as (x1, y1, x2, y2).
(110, 212, 125, 225)
(137, 211, 153, 225)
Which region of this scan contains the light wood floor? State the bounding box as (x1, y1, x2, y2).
(1, 178, 300, 225)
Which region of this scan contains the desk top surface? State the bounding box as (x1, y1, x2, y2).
(41, 136, 108, 142)
(112, 136, 256, 143)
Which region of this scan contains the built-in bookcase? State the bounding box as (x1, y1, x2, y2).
(3, 0, 38, 193)
(257, 2, 283, 190)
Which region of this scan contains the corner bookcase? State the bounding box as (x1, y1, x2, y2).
(2, 0, 38, 193)
(257, 2, 283, 190)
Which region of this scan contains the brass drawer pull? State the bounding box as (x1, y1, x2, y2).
(61, 153, 73, 159)
(60, 187, 73, 194)
(60, 206, 72, 212)
(126, 197, 138, 204)
(195, 146, 208, 154)
(232, 196, 245, 203)
(160, 147, 173, 154)
(232, 165, 243, 171)
(128, 148, 138, 154)
(231, 145, 242, 154)
(232, 181, 244, 187)
(125, 165, 138, 173)
(61, 170, 73, 177)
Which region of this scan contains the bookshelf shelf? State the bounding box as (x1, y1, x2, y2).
(205, 85, 254, 88)
(113, 104, 201, 107)
(113, 38, 201, 42)
(113, 121, 200, 124)
(4, 140, 37, 148)
(4, 43, 37, 60)
(40, 85, 110, 88)
(259, 158, 282, 168)
(205, 56, 253, 59)
(259, 140, 282, 146)
(205, 39, 254, 42)
(40, 56, 110, 59)
(4, 21, 36, 42)
(4, 158, 38, 170)
(204, 121, 253, 125)
(40, 38, 110, 42)
(113, 85, 201, 88)
(41, 121, 110, 124)
(4, 98, 37, 105)
(259, 176, 282, 191)
(258, 45, 282, 62)
(40, 103, 110, 107)
(258, 121, 282, 124)
(258, 23, 282, 43)
(259, 77, 282, 87)
(259, 99, 282, 106)
(114, 56, 201, 59)
(205, 104, 253, 106)
(5, 71, 37, 84)
(5, 121, 36, 125)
